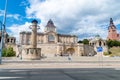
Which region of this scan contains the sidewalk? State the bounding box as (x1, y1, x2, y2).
(1, 56, 120, 69)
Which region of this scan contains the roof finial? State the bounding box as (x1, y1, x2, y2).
(110, 18, 113, 24)
(48, 19, 53, 24)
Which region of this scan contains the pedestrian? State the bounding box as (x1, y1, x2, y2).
(68, 55, 71, 61)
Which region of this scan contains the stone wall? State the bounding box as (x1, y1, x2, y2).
(84, 45, 97, 56)
(15, 43, 84, 57)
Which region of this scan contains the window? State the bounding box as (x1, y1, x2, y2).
(28, 39, 30, 45)
(99, 41, 102, 46)
(48, 34, 55, 42)
(7, 39, 9, 42)
(104, 43, 106, 46)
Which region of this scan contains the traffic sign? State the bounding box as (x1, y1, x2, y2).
(97, 47, 103, 52)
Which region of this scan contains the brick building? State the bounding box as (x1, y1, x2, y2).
(107, 18, 120, 41)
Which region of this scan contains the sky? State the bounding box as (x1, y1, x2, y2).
(0, 0, 120, 42)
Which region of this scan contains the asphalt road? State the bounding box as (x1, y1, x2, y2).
(0, 68, 120, 80)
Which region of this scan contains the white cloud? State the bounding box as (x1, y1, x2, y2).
(7, 22, 31, 42)
(7, 22, 44, 42)
(7, 0, 120, 41)
(7, 14, 20, 20)
(0, 10, 4, 17)
(25, 0, 120, 40)
(19, 0, 29, 7)
(0, 9, 21, 20)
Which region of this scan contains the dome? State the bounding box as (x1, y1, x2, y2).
(94, 35, 101, 40)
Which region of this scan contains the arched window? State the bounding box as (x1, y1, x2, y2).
(104, 42, 106, 46)
(99, 41, 102, 46)
(92, 43, 94, 46)
(48, 34, 55, 42)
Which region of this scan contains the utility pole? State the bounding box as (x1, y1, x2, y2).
(0, 0, 8, 64)
(3, 0, 8, 32)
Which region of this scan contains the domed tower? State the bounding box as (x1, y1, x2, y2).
(107, 18, 118, 40)
(44, 19, 56, 33)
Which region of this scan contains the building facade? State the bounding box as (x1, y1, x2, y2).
(18, 19, 84, 57)
(89, 35, 108, 55)
(0, 31, 16, 49)
(107, 18, 120, 41)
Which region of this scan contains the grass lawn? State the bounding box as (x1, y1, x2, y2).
(109, 47, 120, 56)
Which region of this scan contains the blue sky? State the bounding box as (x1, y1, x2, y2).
(0, 0, 120, 41)
(0, 0, 32, 26)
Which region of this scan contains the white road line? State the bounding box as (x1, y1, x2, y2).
(0, 77, 23, 79)
(9, 70, 29, 72)
(114, 68, 120, 70)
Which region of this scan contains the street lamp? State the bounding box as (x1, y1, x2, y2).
(0, 21, 4, 64)
(0, 0, 8, 64)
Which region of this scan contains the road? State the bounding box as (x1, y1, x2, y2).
(0, 68, 120, 80)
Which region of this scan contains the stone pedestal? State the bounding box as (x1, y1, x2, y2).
(22, 48, 41, 60)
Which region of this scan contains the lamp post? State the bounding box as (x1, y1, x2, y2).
(0, 21, 5, 64)
(0, 0, 8, 64)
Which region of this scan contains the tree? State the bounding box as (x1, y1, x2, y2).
(78, 40, 83, 43)
(2, 48, 7, 57)
(107, 40, 120, 48)
(82, 39, 89, 44)
(2, 46, 15, 57)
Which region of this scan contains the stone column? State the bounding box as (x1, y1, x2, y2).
(22, 19, 41, 60)
(30, 20, 37, 48)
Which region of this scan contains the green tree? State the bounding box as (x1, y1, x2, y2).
(2, 48, 7, 57)
(107, 40, 120, 48)
(82, 39, 89, 44)
(2, 46, 15, 57)
(78, 40, 83, 43)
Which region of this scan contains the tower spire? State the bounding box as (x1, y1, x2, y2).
(107, 18, 118, 40)
(46, 19, 55, 27)
(109, 18, 116, 29)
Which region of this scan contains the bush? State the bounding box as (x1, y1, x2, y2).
(2, 46, 15, 57)
(2, 48, 7, 57)
(103, 52, 109, 56)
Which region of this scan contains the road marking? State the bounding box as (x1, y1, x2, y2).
(9, 70, 29, 72)
(0, 77, 23, 79)
(114, 68, 120, 70)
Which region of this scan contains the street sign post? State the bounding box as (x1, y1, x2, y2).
(97, 46, 103, 68)
(97, 47, 103, 52)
